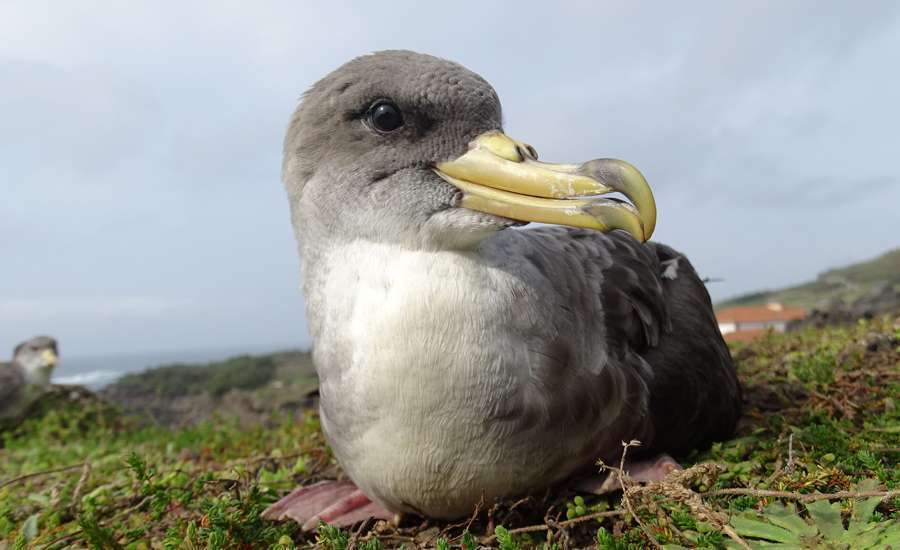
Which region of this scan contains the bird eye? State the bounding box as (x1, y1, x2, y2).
(367, 100, 404, 133)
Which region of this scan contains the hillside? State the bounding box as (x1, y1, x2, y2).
(99, 350, 318, 427)
(717, 247, 900, 310)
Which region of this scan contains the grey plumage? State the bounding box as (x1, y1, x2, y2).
(0, 365, 27, 417)
(282, 50, 741, 518)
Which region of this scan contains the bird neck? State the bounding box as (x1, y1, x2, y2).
(13, 359, 53, 387)
(300, 237, 494, 337)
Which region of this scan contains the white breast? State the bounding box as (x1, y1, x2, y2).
(308, 240, 554, 517)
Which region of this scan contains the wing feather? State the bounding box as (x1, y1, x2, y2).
(0, 365, 25, 418)
(507, 226, 741, 457)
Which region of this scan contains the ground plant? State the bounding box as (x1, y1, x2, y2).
(1, 317, 897, 548)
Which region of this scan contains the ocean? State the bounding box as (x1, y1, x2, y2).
(52, 345, 298, 390)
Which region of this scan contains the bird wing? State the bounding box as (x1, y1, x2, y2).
(487, 226, 741, 458)
(0, 365, 25, 418)
(632, 239, 743, 455)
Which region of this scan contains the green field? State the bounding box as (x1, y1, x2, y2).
(1, 318, 898, 549)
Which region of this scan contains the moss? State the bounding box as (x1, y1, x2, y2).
(1, 317, 897, 548)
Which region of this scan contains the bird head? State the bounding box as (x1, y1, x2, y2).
(12, 336, 59, 386)
(283, 50, 655, 252)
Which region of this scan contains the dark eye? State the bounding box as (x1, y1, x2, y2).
(367, 100, 404, 133)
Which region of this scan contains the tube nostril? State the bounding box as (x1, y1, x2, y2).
(514, 145, 526, 162)
(513, 143, 538, 161)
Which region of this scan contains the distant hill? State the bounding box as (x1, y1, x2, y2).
(103, 351, 315, 398)
(100, 350, 318, 426)
(716, 247, 900, 310)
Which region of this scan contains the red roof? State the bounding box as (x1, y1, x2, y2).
(723, 328, 769, 343)
(716, 303, 806, 324)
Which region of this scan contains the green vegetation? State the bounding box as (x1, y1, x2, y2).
(111, 356, 276, 398)
(728, 487, 899, 549)
(1, 317, 897, 548)
(717, 247, 900, 310)
(106, 351, 316, 399)
(99, 351, 319, 427)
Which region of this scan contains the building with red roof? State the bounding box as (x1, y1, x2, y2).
(715, 302, 806, 342)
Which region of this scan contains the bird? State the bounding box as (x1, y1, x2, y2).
(262, 50, 741, 529)
(0, 336, 59, 421)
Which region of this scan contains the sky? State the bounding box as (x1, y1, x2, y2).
(2, 1, 898, 358)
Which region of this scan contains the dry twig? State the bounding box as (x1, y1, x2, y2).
(702, 487, 900, 502)
(809, 389, 859, 419)
(346, 517, 372, 550)
(436, 493, 485, 546)
(70, 461, 92, 512)
(628, 462, 751, 550)
(479, 510, 627, 543)
(0, 462, 85, 490)
(610, 440, 661, 550)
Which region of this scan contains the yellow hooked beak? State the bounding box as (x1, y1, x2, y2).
(41, 349, 58, 368)
(434, 131, 656, 242)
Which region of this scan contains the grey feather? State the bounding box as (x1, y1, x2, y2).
(0, 366, 26, 418)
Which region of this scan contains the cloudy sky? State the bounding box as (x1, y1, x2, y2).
(2, 1, 898, 358)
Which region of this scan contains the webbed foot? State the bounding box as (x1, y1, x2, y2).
(574, 454, 681, 494)
(262, 480, 394, 531)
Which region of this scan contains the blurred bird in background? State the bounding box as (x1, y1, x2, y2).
(0, 336, 59, 422)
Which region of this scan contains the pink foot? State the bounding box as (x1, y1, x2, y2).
(575, 454, 682, 494)
(262, 480, 394, 531)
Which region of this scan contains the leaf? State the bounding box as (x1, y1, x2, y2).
(849, 479, 883, 527)
(804, 500, 844, 542)
(867, 424, 900, 433)
(762, 502, 817, 538)
(730, 513, 801, 544)
(875, 521, 900, 547)
(315, 523, 348, 550)
(21, 514, 39, 542)
(291, 456, 308, 474)
(26, 493, 50, 506)
(495, 525, 518, 550)
(849, 523, 890, 550)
